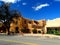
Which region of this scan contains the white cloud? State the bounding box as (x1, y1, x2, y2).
(32, 3, 49, 11)
(22, 3, 27, 5)
(0, 0, 21, 3)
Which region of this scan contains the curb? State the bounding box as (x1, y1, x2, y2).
(0, 33, 60, 39)
(24, 34, 60, 39)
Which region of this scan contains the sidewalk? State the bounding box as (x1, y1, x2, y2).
(0, 33, 60, 39)
(24, 34, 60, 39)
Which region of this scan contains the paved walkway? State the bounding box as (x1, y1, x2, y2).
(0, 33, 60, 39)
(0, 33, 60, 45)
(24, 34, 60, 39)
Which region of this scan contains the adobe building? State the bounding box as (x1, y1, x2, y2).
(9, 14, 46, 34)
(27, 20, 46, 33)
(45, 18, 60, 33)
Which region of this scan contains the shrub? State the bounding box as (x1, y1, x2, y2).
(47, 30, 60, 35)
(0, 23, 3, 27)
(32, 29, 37, 33)
(47, 30, 55, 34)
(38, 31, 41, 33)
(55, 31, 60, 35)
(21, 29, 30, 33)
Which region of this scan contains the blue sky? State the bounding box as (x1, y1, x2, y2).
(0, 0, 60, 20)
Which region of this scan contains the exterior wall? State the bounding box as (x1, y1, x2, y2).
(9, 15, 46, 33)
(9, 15, 23, 32)
(6, 16, 60, 34)
(27, 20, 34, 33)
(27, 20, 46, 33)
(10, 22, 16, 32)
(45, 18, 60, 33)
(17, 17, 23, 30)
(37, 20, 46, 33)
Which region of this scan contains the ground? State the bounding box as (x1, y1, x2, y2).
(0, 34, 60, 45)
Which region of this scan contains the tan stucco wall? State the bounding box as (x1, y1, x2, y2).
(10, 23, 16, 32)
(45, 18, 60, 33)
(9, 16, 46, 33)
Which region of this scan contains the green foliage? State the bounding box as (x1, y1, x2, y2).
(21, 29, 30, 33)
(0, 2, 21, 35)
(47, 30, 60, 35)
(47, 30, 52, 34)
(32, 28, 37, 33)
(38, 31, 41, 33)
(0, 23, 3, 27)
(55, 31, 60, 35)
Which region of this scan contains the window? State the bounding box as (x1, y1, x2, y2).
(32, 25, 36, 28)
(34, 21, 39, 24)
(29, 21, 31, 24)
(16, 21, 18, 25)
(37, 26, 42, 29)
(24, 20, 26, 24)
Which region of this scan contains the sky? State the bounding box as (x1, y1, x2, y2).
(0, 0, 60, 20)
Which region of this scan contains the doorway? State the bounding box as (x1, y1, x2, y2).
(15, 27, 19, 33)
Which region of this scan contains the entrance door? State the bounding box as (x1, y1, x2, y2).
(15, 27, 19, 33)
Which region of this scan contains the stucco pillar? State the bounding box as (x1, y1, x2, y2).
(30, 29, 33, 34)
(44, 26, 47, 34)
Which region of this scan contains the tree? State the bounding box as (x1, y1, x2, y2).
(0, 1, 21, 35)
(1, 3, 11, 35)
(0, 2, 12, 34)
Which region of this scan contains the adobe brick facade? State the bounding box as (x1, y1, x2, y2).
(9, 15, 46, 34)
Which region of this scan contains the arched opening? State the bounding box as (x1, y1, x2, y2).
(38, 31, 41, 33)
(21, 28, 30, 33)
(15, 27, 19, 33)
